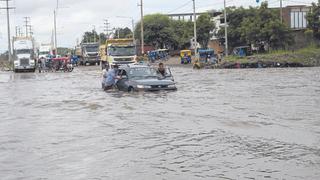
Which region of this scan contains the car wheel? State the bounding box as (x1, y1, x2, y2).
(128, 86, 134, 92)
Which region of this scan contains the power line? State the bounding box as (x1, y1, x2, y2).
(167, 0, 193, 14)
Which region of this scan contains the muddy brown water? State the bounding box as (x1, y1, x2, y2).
(0, 66, 320, 180)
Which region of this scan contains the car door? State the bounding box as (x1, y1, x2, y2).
(116, 69, 128, 91)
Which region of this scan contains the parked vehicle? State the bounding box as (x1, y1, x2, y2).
(79, 43, 100, 66)
(233, 46, 253, 57)
(105, 38, 136, 67)
(13, 37, 36, 73)
(103, 64, 177, 92)
(51, 57, 73, 72)
(180, 50, 192, 64)
(193, 49, 217, 69)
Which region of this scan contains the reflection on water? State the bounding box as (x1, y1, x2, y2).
(0, 67, 320, 180)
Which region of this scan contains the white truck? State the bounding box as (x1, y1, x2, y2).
(38, 44, 52, 59)
(13, 37, 36, 72)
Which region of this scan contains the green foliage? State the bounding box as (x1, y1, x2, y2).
(114, 27, 133, 39)
(135, 14, 176, 49)
(99, 33, 106, 44)
(306, 0, 320, 40)
(218, 2, 293, 50)
(171, 20, 194, 49)
(135, 13, 215, 50)
(82, 30, 99, 43)
(196, 13, 215, 48)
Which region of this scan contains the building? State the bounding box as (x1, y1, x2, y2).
(282, 5, 310, 30)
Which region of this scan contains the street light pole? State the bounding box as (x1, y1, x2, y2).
(0, 0, 14, 63)
(224, 0, 228, 57)
(139, 0, 144, 55)
(54, 10, 57, 51)
(192, 0, 197, 50)
(280, 0, 283, 23)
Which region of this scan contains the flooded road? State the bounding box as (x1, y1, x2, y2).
(0, 66, 320, 180)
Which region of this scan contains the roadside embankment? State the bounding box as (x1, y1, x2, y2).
(219, 46, 320, 69)
(0, 60, 12, 71)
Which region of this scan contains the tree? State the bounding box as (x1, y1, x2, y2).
(240, 2, 293, 49)
(82, 30, 99, 43)
(135, 14, 176, 49)
(217, 3, 293, 51)
(306, 0, 320, 40)
(171, 20, 193, 49)
(114, 27, 133, 39)
(99, 33, 107, 44)
(196, 13, 215, 48)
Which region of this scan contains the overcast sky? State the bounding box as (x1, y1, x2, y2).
(0, 0, 316, 53)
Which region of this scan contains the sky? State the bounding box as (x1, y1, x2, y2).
(0, 0, 317, 53)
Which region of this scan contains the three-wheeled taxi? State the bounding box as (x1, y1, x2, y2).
(232, 46, 253, 57)
(193, 49, 217, 69)
(180, 50, 192, 64)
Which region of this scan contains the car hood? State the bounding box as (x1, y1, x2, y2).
(133, 78, 175, 86)
(17, 54, 31, 59)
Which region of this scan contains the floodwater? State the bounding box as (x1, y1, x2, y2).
(0, 66, 319, 180)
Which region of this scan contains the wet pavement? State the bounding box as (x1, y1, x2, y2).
(0, 66, 320, 180)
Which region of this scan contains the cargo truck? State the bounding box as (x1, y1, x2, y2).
(79, 43, 100, 66)
(105, 39, 136, 67)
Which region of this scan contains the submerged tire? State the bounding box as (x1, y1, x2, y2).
(128, 86, 134, 92)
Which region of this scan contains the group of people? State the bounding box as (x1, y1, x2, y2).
(101, 62, 167, 91)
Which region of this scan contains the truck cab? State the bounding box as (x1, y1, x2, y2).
(13, 38, 36, 72)
(106, 39, 136, 66)
(80, 43, 100, 66)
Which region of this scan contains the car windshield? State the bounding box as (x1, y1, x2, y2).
(16, 49, 31, 54)
(108, 46, 135, 56)
(85, 46, 99, 53)
(128, 67, 159, 79)
(128, 67, 172, 79)
(39, 51, 49, 55)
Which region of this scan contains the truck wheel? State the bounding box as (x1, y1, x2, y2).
(97, 62, 100, 66)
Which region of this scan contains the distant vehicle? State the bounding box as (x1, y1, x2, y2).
(193, 49, 217, 69)
(38, 44, 52, 59)
(180, 50, 192, 64)
(233, 46, 253, 57)
(13, 37, 36, 72)
(106, 38, 136, 67)
(112, 64, 177, 92)
(79, 42, 100, 66)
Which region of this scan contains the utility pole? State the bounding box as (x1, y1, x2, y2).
(24, 17, 30, 37)
(280, 0, 283, 23)
(93, 25, 96, 42)
(15, 26, 19, 37)
(192, 0, 197, 51)
(104, 19, 110, 39)
(224, 0, 228, 57)
(54, 10, 57, 51)
(0, 0, 15, 63)
(54, 0, 59, 54)
(138, 0, 144, 54)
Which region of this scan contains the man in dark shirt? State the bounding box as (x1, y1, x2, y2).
(157, 62, 166, 77)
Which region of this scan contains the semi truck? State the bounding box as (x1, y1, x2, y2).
(13, 37, 36, 72)
(104, 38, 136, 67)
(79, 42, 100, 66)
(38, 44, 52, 59)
